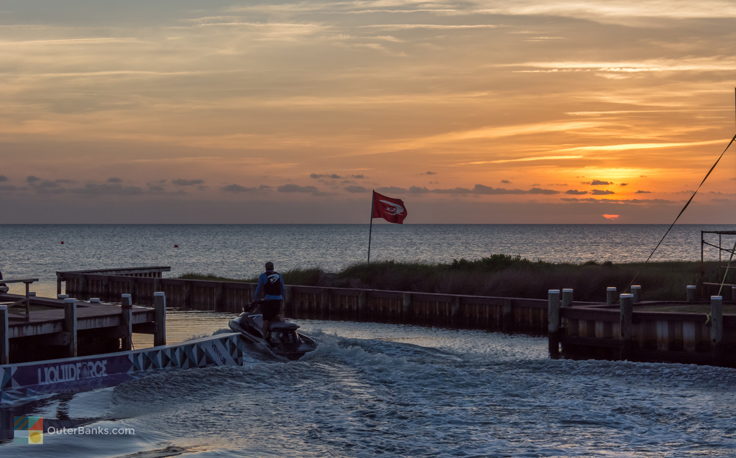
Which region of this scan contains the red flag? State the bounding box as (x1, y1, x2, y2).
(371, 191, 408, 224)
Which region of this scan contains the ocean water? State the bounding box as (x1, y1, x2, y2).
(2, 313, 735, 456)
(0, 224, 734, 297)
(1, 225, 735, 456)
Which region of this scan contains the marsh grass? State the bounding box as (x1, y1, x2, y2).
(181, 255, 730, 301)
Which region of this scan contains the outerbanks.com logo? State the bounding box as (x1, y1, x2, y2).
(13, 416, 43, 445)
(13, 416, 136, 445)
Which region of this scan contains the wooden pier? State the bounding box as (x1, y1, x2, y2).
(58, 266, 736, 367)
(549, 292, 736, 367)
(0, 290, 166, 364)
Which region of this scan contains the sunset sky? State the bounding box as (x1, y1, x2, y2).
(1, 0, 734, 223)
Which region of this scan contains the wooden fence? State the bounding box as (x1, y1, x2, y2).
(58, 269, 553, 335)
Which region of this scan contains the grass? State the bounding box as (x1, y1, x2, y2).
(180, 254, 733, 302)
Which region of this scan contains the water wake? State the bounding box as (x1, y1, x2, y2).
(3, 321, 735, 456)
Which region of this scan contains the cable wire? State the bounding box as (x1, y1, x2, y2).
(629, 134, 736, 289)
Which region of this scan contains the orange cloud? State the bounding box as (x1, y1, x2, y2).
(602, 214, 620, 221)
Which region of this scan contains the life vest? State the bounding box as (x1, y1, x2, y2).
(263, 272, 283, 296)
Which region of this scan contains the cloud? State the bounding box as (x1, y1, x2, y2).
(364, 24, 500, 31)
(172, 178, 205, 186)
(351, 174, 366, 179)
(556, 139, 725, 153)
(590, 180, 611, 186)
(221, 184, 270, 193)
(602, 214, 620, 221)
(591, 189, 615, 195)
(376, 186, 407, 195)
(565, 189, 588, 195)
(20, 177, 185, 197)
(460, 155, 585, 166)
(422, 171, 437, 175)
(501, 179, 511, 184)
(561, 197, 674, 204)
(26, 177, 76, 193)
(635, 190, 652, 194)
(376, 184, 560, 195)
(277, 184, 320, 194)
(310, 173, 342, 180)
(345, 185, 369, 193)
(67, 183, 150, 196)
(0, 176, 7, 182)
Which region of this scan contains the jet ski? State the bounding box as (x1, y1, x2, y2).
(228, 310, 317, 361)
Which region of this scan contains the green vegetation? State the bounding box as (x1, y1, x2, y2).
(180, 254, 731, 301)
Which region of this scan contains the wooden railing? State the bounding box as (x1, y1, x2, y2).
(56, 266, 171, 295)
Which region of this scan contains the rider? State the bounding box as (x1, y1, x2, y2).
(253, 261, 286, 341)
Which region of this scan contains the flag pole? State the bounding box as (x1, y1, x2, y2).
(367, 190, 375, 263)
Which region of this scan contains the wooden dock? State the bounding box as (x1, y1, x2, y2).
(549, 291, 736, 367)
(58, 266, 736, 367)
(0, 292, 164, 364)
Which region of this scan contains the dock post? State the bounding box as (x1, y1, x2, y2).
(402, 293, 413, 321)
(619, 293, 633, 360)
(606, 287, 617, 305)
(0, 305, 9, 364)
(450, 296, 460, 325)
(501, 299, 513, 332)
(548, 289, 561, 358)
(686, 285, 697, 304)
(63, 298, 78, 357)
(154, 292, 167, 347)
(561, 288, 574, 307)
(357, 291, 366, 320)
(120, 293, 133, 351)
(631, 285, 641, 303)
(24, 281, 31, 322)
(710, 295, 723, 363)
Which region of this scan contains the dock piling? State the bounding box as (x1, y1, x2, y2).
(121, 293, 133, 351)
(0, 305, 8, 364)
(631, 285, 641, 303)
(619, 293, 634, 360)
(402, 293, 413, 320)
(606, 287, 617, 306)
(686, 285, 697, 304)
(710, 295, 723, 363)
(154, 292, 167, 347)
(501, 299, 513, 333)
(357, 291, 366, 319)
(548, 289, 561, 358)
(63, 298, 78, 357)
(561, 288, 574, 307)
